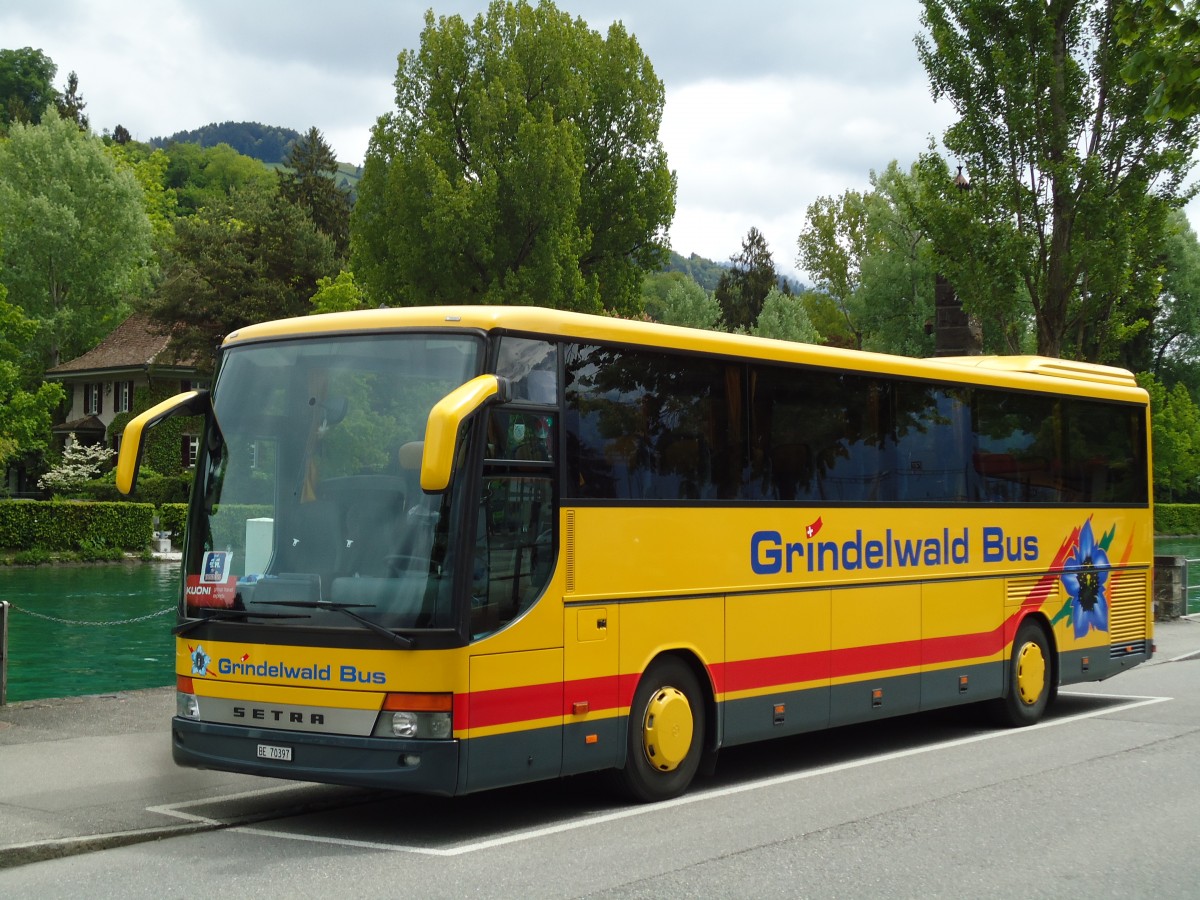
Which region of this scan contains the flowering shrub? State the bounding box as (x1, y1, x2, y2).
(37, 435, 116, 493)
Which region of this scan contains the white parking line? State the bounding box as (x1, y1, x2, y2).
(147, 783, 332, 825)
(155, 693, 1171, 857)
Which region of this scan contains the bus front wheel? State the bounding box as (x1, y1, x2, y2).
(618, 657, 705, 802)
(992, 620, 1052, 727)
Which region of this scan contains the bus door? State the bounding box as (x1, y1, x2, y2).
(463, 465, 562, 791)
(464, 401, 563, 792)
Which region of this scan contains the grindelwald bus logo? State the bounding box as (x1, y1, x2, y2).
(190, 644, 211, 676)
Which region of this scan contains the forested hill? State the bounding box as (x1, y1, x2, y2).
(665, 250, 727, 292)
(150, 121, 301, 163)
(664, 250, 805, 294)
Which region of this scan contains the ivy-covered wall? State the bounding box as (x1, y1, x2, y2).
(109, 379, 203, 478)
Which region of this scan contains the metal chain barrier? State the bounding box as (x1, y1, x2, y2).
(6, 603, 175, 627)
(1, 600, 174, 704)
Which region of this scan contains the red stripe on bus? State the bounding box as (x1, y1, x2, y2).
(465, 681, 563, 729)
(460, 571, 1084, 730)
(715, 613, 1032, 696)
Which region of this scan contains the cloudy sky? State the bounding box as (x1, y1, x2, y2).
(5, 0, 1188, 281)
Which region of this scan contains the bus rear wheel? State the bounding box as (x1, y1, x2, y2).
(992, 620, 1052, 727)
(618, 657, 705, 802)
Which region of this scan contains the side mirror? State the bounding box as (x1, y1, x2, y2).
(116, 390, 209, 494)
(420, 375, 509, 493)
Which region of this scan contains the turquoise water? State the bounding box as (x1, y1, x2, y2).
(0, 562, 179, 703)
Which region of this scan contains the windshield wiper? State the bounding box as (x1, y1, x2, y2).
(174, 608, 310, 637)
(257, 600, 414, 648)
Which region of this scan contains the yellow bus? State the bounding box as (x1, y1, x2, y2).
(117, 306, 1153, 801)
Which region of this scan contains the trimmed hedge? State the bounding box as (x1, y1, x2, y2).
(1155, 504, 1200, 535)
(0, 500, 155, 551)
(158, 503, 188, 543)
(73, 470, 191, 506)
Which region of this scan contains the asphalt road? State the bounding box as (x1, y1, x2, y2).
(3, 620, 1199, 899)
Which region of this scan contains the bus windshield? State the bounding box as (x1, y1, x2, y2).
(183, 332, 482, 634)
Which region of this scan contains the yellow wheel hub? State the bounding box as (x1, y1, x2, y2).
(641, 686, 694, 772)
(1015, 639, 1047, 706)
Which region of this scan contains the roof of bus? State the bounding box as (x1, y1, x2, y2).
(222, 306, 1146, 403)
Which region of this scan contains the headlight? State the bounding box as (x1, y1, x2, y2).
(177, 692, 200, 719)
(372, 693, 453, 739)
(391, 711, 418, 738)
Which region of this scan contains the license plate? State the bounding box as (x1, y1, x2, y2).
(256, 743, 293, 761)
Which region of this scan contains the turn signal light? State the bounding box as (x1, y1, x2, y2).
(382, 692, 452, 712)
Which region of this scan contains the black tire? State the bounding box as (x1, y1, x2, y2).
(617, 657, 706, 802)
(992, 620, 1053, 727)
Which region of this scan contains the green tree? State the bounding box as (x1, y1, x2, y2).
(639, 269, 686, 320)
(0, 283, 64, 470)
(352, 0, 675, 313)
(798, 162, 943, 355)
(106, 141, 179, 246)
(714, 227, 778, 332)
(1116, 0, 1200, 122)
(1150, 210, 1200, 382)
(280, 126, 351, 256)
(0, 47, 58, 128)
(916, 0, 1199, 361)
(310, 270, 368, 314)
(0, 110, 154, 369)
(798, 188, 870, 349)
(854, 162, 939, 356)
(751, 287, 822, 344)
(659, 277, 722, 330)
(1139, 372, 1200, 501)
(150, 182, 338, 374)
(54, 70, 87, 130)
(164, 141, 277, 216)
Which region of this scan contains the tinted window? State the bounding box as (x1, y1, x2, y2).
(973, 390, 1063, 502)
(749, 367, 888, 502)
(561, 340, 1147, 507)
(564, 344, 741, 500)
(891, 383, 971, 501)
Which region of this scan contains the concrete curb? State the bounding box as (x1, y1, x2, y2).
(0, 821, 217, 870)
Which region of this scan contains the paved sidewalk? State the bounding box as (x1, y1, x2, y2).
(2, 617, 1198, 870)
(0, 687, 307, 869)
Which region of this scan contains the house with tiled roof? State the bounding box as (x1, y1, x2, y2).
(45, 313, 201, 458)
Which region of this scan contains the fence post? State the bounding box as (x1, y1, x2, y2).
(1, 600, 8, 706)
(1153, 556, 1187, 620)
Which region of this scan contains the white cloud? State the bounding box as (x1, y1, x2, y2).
(661, 72, 955, 275)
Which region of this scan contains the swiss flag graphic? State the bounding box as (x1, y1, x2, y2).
(806, 516, 823, 539)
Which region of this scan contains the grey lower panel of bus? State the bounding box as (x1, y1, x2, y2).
(562, 716, 622, 777)
(459, 724, 564, 794)
(172, 717, 461, 794)
(1059, 642, 1151, 685)
(721, 661, 1004, 748)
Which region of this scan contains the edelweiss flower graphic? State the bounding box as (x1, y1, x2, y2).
(1060, 519, 1109, 638)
